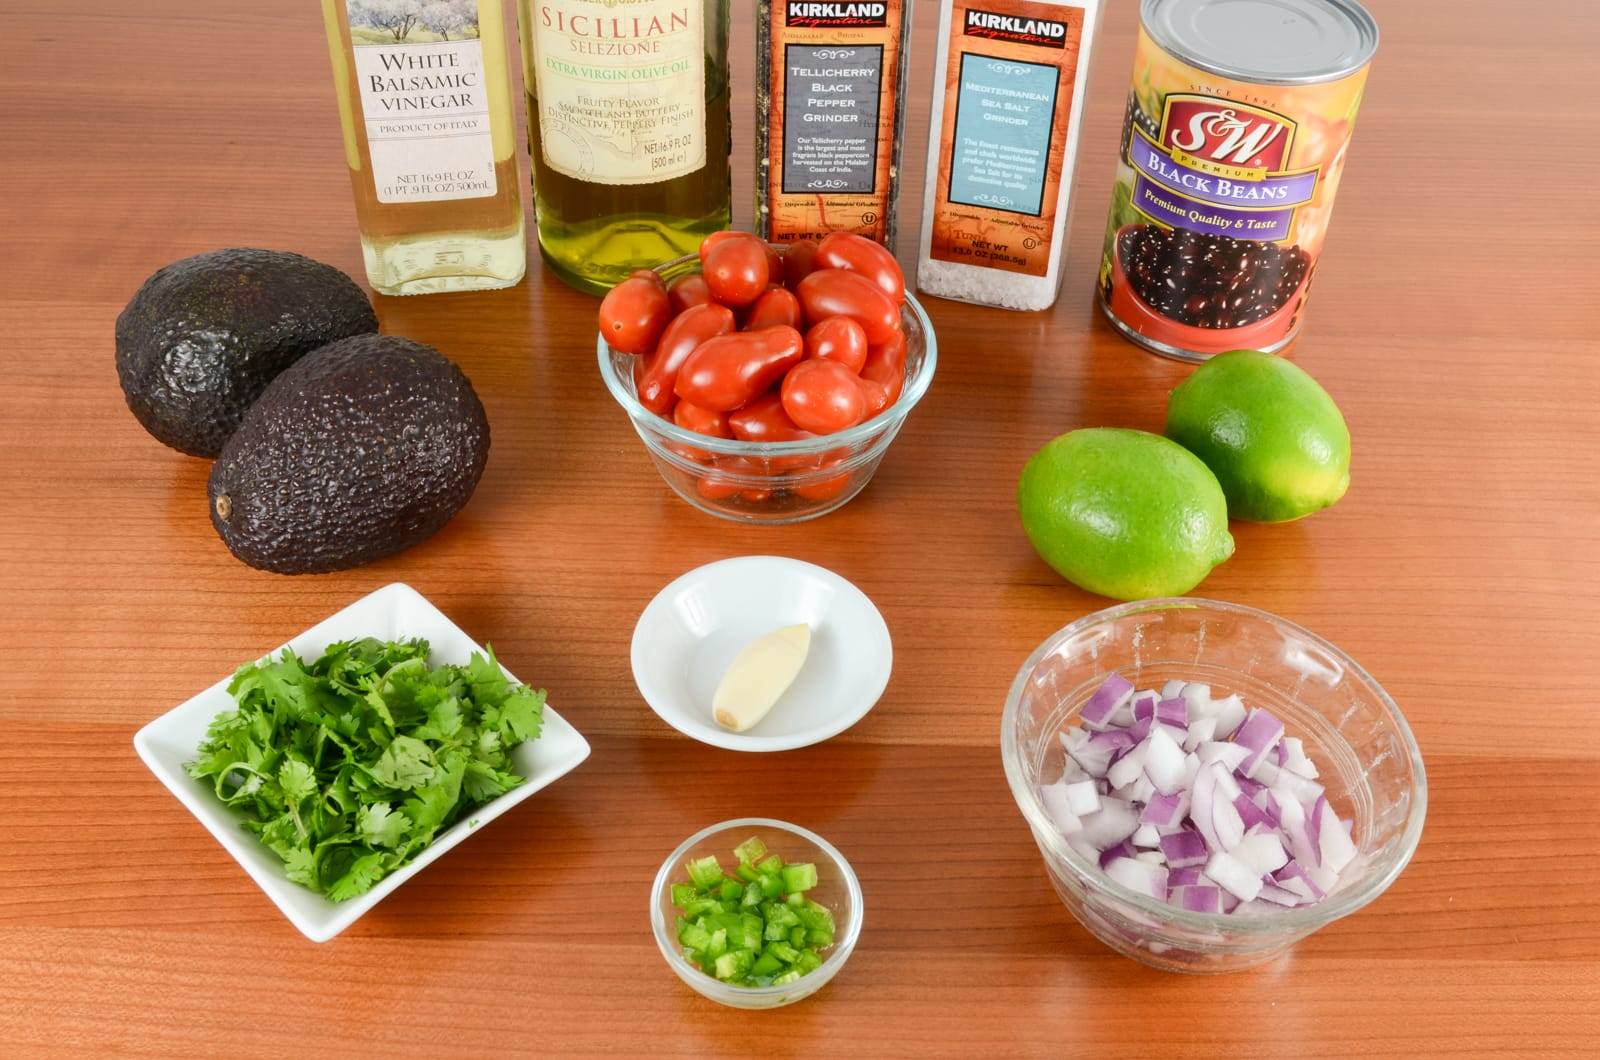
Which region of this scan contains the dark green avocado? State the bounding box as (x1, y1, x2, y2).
(116, 248, 377, 457)
(207, 334, 490, 574)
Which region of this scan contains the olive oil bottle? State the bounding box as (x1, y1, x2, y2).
(322, 0, 525, 296)
(518, 1, 731, 294)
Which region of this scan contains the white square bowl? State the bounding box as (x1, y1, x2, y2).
(133, 582, 591, 942)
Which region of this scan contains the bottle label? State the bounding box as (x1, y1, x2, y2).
(928, 1, 1085, 277)
(531, 1, 706, 186)
(346, 2, 498, 204)
(759, 1, 910, 244)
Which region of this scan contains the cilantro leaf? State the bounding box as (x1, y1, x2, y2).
(356, 802, 411, 849)
(370, 735, 435, 791)
(278, 758, 317, 804)
(498, 687, 546, 744)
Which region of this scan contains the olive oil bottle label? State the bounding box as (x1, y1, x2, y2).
(530, 1, 706, 185)
(345, 1, 497, 204)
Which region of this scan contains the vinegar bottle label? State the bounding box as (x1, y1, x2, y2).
(530, 1, 707, 185)
(345, 1, 499, 204)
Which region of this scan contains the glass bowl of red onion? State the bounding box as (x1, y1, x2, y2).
(1001, 598, 1426, 973)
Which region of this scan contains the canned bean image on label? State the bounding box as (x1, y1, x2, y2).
(1098, 0, 1378, 361)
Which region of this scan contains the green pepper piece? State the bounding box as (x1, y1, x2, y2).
(794, 948, 822, 974)
(718, 879, 744, 902)
(756, 854, 784, 876)
(670, 883, 696, 908)
(780, 862, 818, 893)
(766, 940, 800, 964)
(751, 952, 783, 977)
(772, 969, 802, 985)
(734, 836, 768, 865)
(686, 855, 723, 891)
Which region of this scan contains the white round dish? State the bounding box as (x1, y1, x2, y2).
(631, 556, 892, 751)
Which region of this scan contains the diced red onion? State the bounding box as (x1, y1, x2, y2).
(1184, 715, 1216, 751)
(1039, 780, 1083, 836)
(1077, 797, 1141, 849)
(1140, 791, 1187, 829)
(1099, 840, 1136, 870)
(1313, 796, 1358, 872)
(1063, 779, 1100, 817)
(1141, 726, 1187, 796)
(1273, 860, 1326, 902)
(1203, 850, 1263, 901)
(1172, 884, 1223, 913)
(1044, 679, 1354, 918)
(1132, 823, 1162, 849)
(1106, 746, 1147, 789)
(1232, 832, 1290, 875)
(1235, 793, 1273, 831)
(1211, 694, 1246, 740)
(1197, 741, 1249, 772)
(1081, 673, 1134, 731)
(1179, 682, 1211, 716)
(1159, 829, 1209, 868)
(1231, 708, 1285, 778)
(1105, 856, 1167, 901)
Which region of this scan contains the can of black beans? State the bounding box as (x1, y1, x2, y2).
(1097, 0, 1378, 361)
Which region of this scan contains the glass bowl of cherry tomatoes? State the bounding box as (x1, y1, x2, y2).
(597, 232, 937, 524)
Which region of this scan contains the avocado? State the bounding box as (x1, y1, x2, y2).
(116, 248, 378, 457)
(207, 334, 490, 574)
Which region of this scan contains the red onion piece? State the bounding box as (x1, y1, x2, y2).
(1172, 884, 1223, 913)
(1081, 673, 1133, 731)
(1159, 829, 1208, 868)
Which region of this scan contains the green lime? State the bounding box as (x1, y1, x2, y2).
(1166, 350, 1351, 523)
(1017, 428, 1234, 601)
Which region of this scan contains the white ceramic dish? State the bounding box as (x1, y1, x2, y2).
(132, 582, 591, 943)
(631, 557, 892, 752)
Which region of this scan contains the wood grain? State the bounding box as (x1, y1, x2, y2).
(2, 0, 1598, 1054)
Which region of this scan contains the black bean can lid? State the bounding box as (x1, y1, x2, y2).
(1141, 0, 1379, 85)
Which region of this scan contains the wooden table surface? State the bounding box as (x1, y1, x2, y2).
(3, 0, 1598, 1054)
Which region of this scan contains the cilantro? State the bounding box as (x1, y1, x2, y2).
(187, 640, 545, 901)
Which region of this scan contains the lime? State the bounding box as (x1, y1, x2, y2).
(1017, 428, 1234, 601)
(1166, 350, 1351, 523)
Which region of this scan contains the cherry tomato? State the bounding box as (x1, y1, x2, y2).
(794, 459, 852, 502)
(675, 325, 803, 411)
(782, 239, 820, 290)
(815, 232, 905, 305)
(803, 316, 868, 374)
(859, 329, 907, 415)
(698, 456, 771, 503)
(667, 273, 713, 313)
(781, 358, 867, 434)
(796, 269, 901, 346)
(727, 391, 815, 444)
(762, 242, 783, 282)
(744, 286, 802, 331)
(702, 234, 770, 307)
(697, 229, 746, 265)
(635, 302, 736, 415)
(673, 399, 732, 438)
(598, 273, 671, 355)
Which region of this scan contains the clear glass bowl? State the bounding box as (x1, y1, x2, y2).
(1001, 598, 1427, 973)
(597, 250, 937, 524)
(650, 818, 864, 1009)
